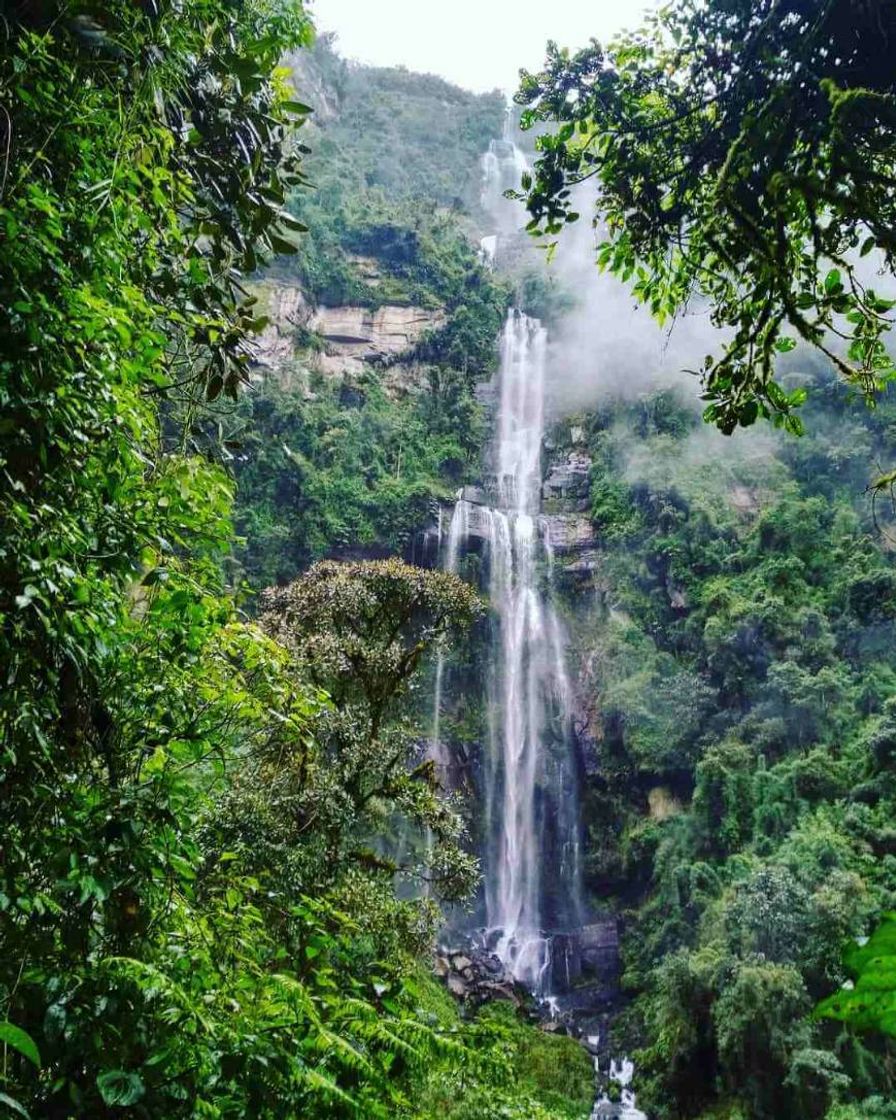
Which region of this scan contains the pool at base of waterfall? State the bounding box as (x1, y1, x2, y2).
(590, 1057, 647, 1120)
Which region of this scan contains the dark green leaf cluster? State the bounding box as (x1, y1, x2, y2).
(232, 367, 487, 585)
(515, 0, 896, 433)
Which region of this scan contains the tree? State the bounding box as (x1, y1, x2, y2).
(258, 559, 483, 906)
(0, 3, 317, 1113)
(515, 0, 896, 435)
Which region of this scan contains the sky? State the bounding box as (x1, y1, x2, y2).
(309, 0, 654, 94)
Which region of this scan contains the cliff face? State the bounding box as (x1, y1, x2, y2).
(253, 278, 446, 390)
(541, 422, 603, 586)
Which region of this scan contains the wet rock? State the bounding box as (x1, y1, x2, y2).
(435, 940, 528, 1008)
(541, 512, 602, 584)
(542, 449, 592, 506)
(550, 931, 583, 992)
(580, 920, 620, 981)
(446, 974, 468, 999)
(542, 513, 596, 554)
(549, 981, 620, 1020)
(480, 981, 521, 1006)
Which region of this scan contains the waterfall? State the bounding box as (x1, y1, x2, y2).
(480, 108, 530, 247)
(432, 308, 582, 995)
(431, 498, 470, 777)
(591, 1058, 648, 1120)
(430, 119, 643, 1120)
(484, 310, 581, 992)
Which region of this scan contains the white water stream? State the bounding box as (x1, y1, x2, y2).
(485, 310, 579, 990)
(432, 310, 582, 992)
(429, 122, 646, 1117)
(591, 1058, 647, 1120)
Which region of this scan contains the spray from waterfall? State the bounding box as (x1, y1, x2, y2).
(431, 500, 470, 776)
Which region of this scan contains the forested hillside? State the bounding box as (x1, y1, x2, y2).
(231, 37, 511, 585)
(546, 365, 896, 1118)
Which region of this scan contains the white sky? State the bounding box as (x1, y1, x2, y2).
(309, 0, 654, 94)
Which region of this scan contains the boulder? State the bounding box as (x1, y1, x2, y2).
(446, 974, 468, 999)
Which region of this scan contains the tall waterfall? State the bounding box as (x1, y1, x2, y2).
(433, 310, 583, 994)
(428, 119, 645, 1120)
(485, 309, 582, 990)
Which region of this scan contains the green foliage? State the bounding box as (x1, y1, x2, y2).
(816, 914, 896, 1035)
(410, 995, 593, 1120)
(515, 1, 896, 433)
(564, 381, 896, 1118)
(233, 368, 486, 584)
(284, 36, 508, 333)
(256, 559, 482, 904)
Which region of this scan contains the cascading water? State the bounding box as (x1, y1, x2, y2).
(429, 118, 646, 1117)
(591, 1058, 647, 1120)
(479, 108, 530, 258)
(484, 310, 581, 991)
(431, 310, 583, 993)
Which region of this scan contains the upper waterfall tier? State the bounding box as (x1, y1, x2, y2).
(495, 312, 547, 514)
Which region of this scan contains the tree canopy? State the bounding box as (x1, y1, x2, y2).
(515, 0, 896, 434)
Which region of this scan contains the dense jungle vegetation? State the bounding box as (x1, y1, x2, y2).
(0, 4, 589, 1118)
(560, 367, 896, 1119)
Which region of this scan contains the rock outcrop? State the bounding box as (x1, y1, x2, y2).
(539, 423, 603, 581)
(310, 304, 445, 365)
(253, 283, 310, 371)
(542, 448, 592, 509)
(251, 279, 447, 388)
(433, 944, 528, 1009)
